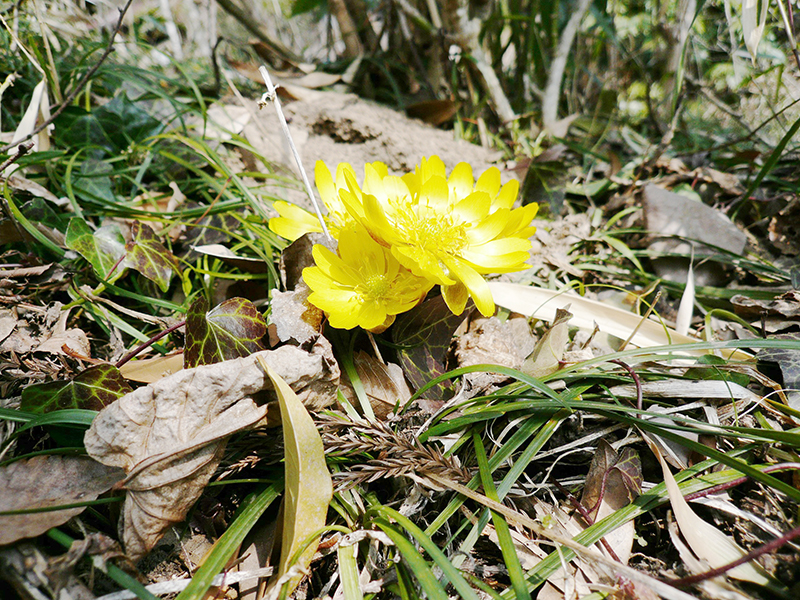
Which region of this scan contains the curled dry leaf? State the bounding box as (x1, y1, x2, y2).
(85, 347, 337, 560)
(0, 456, 124, 545)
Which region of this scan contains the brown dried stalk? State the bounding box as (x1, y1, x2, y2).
(322, 416, 472, 490)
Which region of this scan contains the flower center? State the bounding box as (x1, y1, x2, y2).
(363, 273, 391, 299)
(393, 203, 467, 256)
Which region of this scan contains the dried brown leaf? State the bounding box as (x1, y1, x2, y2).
(85, 347, 336, 559)
(0, 456, 123, 545)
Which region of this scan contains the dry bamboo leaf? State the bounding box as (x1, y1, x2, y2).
(654, 446, 775, 587)
(258, 357, 332, 599)
(0, 456, 123, 545)
(488, 282, 751, 360)
(3, 77, 50, 177)
(85, 347, 332, 560)
(118, 352, 184, 383)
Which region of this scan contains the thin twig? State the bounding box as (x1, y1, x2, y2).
(115, 320, 186, 369)
(610, 359, 642, 412)
(0, 0, 135, 154)
(257, 65, 333, 242)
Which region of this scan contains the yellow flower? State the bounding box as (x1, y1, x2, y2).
(269, 161, 378, 241)
(339, 158, 536, 317)
(302, 225, 433, 332)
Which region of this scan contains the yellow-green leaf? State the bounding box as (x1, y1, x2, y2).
(257, 356, 332, 597)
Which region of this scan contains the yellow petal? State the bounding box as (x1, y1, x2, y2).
(311, 245, 360, 285)
(363, 164, 386, 198)
(493, 179, 520, 210)
(453, 192, 491, 223)
(448, 162, 474, 200)
(269, 201, 322, 240)
(357, 301, 389, 330)
(445, 258, 495, 316)
(441, 281, 470, 315)
(476, 167, 501, 197)
(383, 175, 411, 203)
(393, 245, 453, 285)
(420, 175, 450, 208)
(419, 156, 446, 181)
(466, 209, 510, 244)
(315, 161, 337, 206)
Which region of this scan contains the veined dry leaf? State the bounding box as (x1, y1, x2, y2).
(34, 308, 90, 358)
(522, 307, 572, 378)
(392, 296, 469, 400)
(258, 357, 332, 599)
(347, 350, 411, 419)
(653, 446, 775, 587)
(0, 456, 123, 545)
(85, 348, 331, 560)
(488, 282, 751, 360)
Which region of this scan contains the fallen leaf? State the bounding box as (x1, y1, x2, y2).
(3, 78, 50, 177)
(454, 313, 537, 395)
(125, 221, 180, 292)
(85, 348, 334, 559)
(580, 440, 640, 564)
(269, 284, 323, 349)
(522, 307, 572, 378)
(0, 455, 123, 545)
(757, 332, 800, 411)
(0, 310, 17, 345)
(192, 244, 270, 273)
(119, 352, 184, 383)
(487, 281, 752, 360)
(21, 363, 133, 413)
(184, 297, 267, 368)
(392, 296, 469, 400)
(405, 99, 459, 126)
(34, 308, 90, 358)
(342, 351, 412, 419)
(65, 218, 127, 282)
(258, 357, 332, 599)
(654, 446, 775, 587)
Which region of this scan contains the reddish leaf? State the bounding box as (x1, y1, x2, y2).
(125, 221, 180, 292)
(184, 297, 267, 368)
(392, 295, 469, 400)
(21, 363, 133, 413)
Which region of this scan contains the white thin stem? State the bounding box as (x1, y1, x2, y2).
(257, 65, 332, 242)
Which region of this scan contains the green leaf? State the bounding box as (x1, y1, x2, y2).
(21, 364, 133, 414)
(259, 357, 332, 598)
(125, 221, 180, 292)
(392, 295, 467, 400)
(66, 218, 127, 281)
(184, 297, 267, 368)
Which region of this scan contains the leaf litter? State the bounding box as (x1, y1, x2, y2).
(4, 6, 800, 597)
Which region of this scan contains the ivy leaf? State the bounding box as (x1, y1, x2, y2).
(184, 297, 267, 368)
(21, 363, 133, 413)
(125, 222, 180, 292)
(66, 218, 127, 281)
(392, 295, 470, 400)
